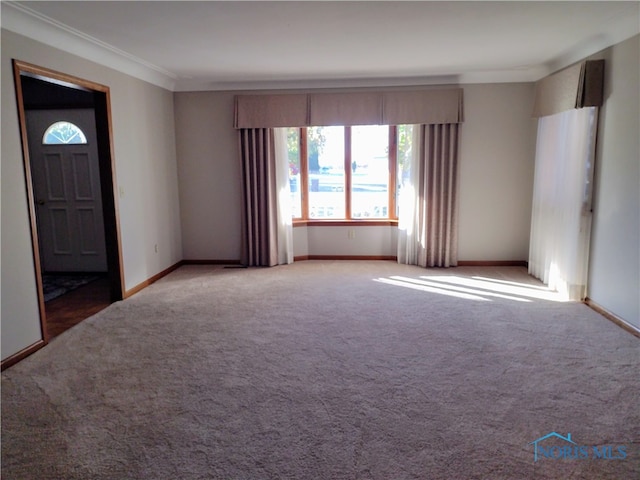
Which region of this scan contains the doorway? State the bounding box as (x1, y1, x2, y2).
(13, 60, 124, 342)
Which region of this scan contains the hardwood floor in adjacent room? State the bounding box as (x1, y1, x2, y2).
(45, 276, 112, 339)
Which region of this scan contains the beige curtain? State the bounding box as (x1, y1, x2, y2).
(398, 123, 459, 268)
(532, 60, 604, 117)
(383, 90, 464, 125)
(239, 128, 278, 266)
(529, 59, 604, 299)
(235, 88, 463, 128)
(309, 92, 382, 126)
(235, 95, 308, 128)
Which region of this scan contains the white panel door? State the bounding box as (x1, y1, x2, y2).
(26, 109, 108, 272)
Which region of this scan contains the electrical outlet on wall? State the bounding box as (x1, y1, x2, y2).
(154, 244, 158, 253)
(348, 229, 356, 240)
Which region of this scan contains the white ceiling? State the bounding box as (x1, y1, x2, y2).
(3, 1, 639, 91)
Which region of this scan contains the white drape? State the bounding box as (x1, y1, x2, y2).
(397, 125, 420, 264)
(529, 107, 598, 300)
(273, 128, 294, 265)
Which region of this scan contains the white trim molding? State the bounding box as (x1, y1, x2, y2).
(585, 298, 640, 339)
(1, 1, 177, 91)
(2, 1, 638, 93)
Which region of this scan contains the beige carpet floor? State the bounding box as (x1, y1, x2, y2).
(2, 261, 638, 479)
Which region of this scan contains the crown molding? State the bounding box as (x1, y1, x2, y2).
(0, 0, 546, 94)
(545, 9, 640, 75)
(172, 67, 548, 92)
(2, 1, 637, 93)
(1, 1, 177, 91)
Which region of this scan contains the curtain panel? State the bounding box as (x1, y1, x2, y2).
(532, 60, 604, 118)
(529, 60, 604, 298)
(239, 128, 279, 266)
(236, 88, 464, 269)
(398, 123, 460, 268)
(273, 128, 294, 265)
(235, 88, 463, 128)
(529, 107, 598, 300)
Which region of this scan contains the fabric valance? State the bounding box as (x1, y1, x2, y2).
(309, 92, 382, 126)
(532, 60, 604, 118)
(234, 94, 308, 128)
(234, 88, 464, 128)
(383, 90, 464, 125)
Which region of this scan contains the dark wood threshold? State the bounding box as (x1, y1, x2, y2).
(3, 261, 186, 369)
(585, 297, 640, 339)
(124, 259, 241, 299)
(1, 340, 45, 371)
(45, 276, 111, 339)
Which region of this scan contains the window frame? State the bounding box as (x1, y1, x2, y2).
(292, 125, 399, 225)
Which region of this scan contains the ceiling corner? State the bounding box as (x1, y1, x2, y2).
(1, 1, 178, 91)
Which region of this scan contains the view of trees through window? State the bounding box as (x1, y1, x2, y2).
(287, 128, 302, 217)
(396, 124, 414, 218)
(308, 126, 345, 218)
(287, 125, 414, 220)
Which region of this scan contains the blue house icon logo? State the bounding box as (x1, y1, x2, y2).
(529, 432, 576, 462)
(528, 432, 628, 462)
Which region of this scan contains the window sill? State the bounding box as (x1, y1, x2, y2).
(293, 219, 398, 228)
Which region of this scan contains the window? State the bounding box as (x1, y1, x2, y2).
(287, 127, 302, 218)
(287, 125, 411, 221)
(396, 124, 415, 218)
(42, 121, 87, 145)
(308, 126, 345, 219)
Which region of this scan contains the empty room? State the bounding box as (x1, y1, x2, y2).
(1, 2, 638, 479)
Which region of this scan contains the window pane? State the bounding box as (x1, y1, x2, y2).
(308, 126, 345, 219)
(351, 125, 389, 218)
(396, 125, 414, 217)
(43, 121, 87, 144)
(287, 128, 302, 218)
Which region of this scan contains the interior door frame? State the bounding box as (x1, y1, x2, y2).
(12, 59, 124, 345)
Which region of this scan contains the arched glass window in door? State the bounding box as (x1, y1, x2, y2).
(42, 121, 87, 144)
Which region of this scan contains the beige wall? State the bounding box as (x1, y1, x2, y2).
(588, 34, 640, 327)
(174, 91, 243, 260)
(174, 83, 537, 261)
(1, 30, 183, 359)
(458, 83, 537, 261)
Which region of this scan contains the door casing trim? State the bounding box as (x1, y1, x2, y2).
(10, 59, 124, 350)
